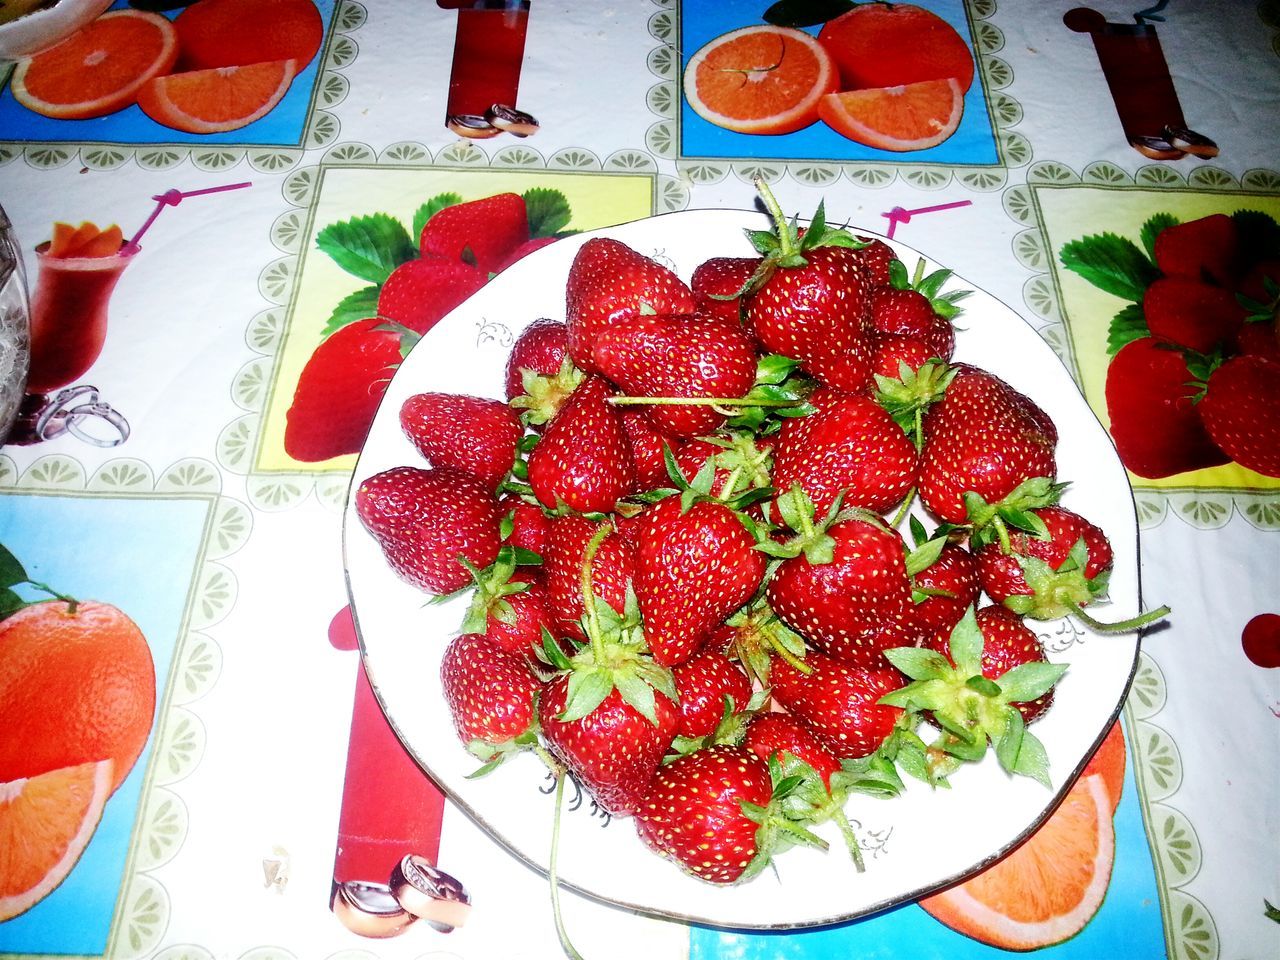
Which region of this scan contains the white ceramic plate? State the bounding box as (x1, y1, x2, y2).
(343, 209, 1145, 929)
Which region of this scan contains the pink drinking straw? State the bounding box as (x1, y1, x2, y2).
(881, 200, 972, 239)
(123, 181, 253, 253)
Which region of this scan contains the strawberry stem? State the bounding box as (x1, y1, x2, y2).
(608, 396, 800, 408)
(1071, 602, 1171, 634)
(547, 768, 586, 960)
(754, 177, 798, 260)
(888, 488, 916, 530)
(580, 522, 612, 662)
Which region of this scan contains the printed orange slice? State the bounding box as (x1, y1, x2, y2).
(136, 58, 298, 134)
(817, 77, 964, 152)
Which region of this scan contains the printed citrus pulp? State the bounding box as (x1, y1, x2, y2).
(0, 759, 114, 922)
(683, 25, 838, 135)
(817, 78, 964, 151)
(817, 2, 975, 93)
(10, 9, 179, 120)
(173, 0, 323, 70)
(137, 58, 299, 134)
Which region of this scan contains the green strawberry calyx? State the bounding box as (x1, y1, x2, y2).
(887, 256, 972, 321)
(963, 477, 1069, 553)
(874, 358, 957, 449)
(509, 356, 584, 427)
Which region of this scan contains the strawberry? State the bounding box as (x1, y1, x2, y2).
(284, 318, 416, 462)
(399, 392, 522, 490)
(1152, 213, 1239, 287)
(770, 651, 905, 760)
(543, 516, 636, 641)
(691, 256, 759, 325)
(1196, 354, 1280, 477)
(852, 236, 897, 286)
(671, 649, 753, 740)
(673, 433, 775, 505)
(526, 375, 636, 512)
(355, 465, 501, 595)
(564, 238, 695, 373)
(1104, 338, 1230, 478)
(918, 364, 1058, 524)
(743, 712, 843, 789)
(768, 389, 917, 516)
(440, 632, 541, 764)
(592, 313, 759, 440)
(634, 497, 766, 667)
(499, 494, 551, 559)
(620, 408, 680, 492)
(1142, 276, 1245, 353)
(869, 288, 954, 361)
(376, 256, 488, 335)
(1237, 315, 1280, 362)
(908, 539, 980, 637)
(418, 192, 530, 275)
(503, 318, 569, 400)
(458, 550, 554, 658)
(495, 235, 558, 273)
(872, 332, 935, 378)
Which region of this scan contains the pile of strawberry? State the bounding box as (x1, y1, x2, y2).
(355, 184, 1165, 887)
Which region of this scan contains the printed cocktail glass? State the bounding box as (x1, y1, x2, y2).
(27, 241, 136, 395)
(443, 0, 530, 123)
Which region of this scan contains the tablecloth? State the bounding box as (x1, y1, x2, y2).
(0, 2, 1277, 958)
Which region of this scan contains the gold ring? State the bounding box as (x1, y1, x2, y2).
(388, 854, 472, 931)
(330, 879, 417, 938)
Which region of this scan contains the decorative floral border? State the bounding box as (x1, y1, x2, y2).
(0, 1, 365, 175)
(1002, 160, 1280, 532)
(0, 453, 247, 957)
(216, 139, 688, 513)
(648, 0, 1029, 193)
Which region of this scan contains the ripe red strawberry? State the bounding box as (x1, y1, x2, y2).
(1153, 213, 1239, 287)
(1142, 276, 1245, 353)
(541, 681, 678, 817)
(564, 237, 695, 373)
(634, 497, 766, 667)
(769, 389, 917, 515)
(399, 392, 522, 490)
(459, 557, 555, 658)
(495, 235, 558, 273)
(440, 632, 541, 764)
(355, 465, 501, 595)
(872, 332, 935, 378)
(504, 318, 569, 400)
(418, 192, 530, 274)
(543, 516, 636, 641)
(770, 651, 905, 760)
(673, 433, 775, 504)
(691, 256, 759, 325)
(284, 317, 415, 462)
(526, 375, 636, 512)
(909, 541, 980, 636)
(852, 237, 897, 286)
(377, 256, 488, 335)
(767, 512, 922, 669)
(671, 649, 753, 739)
(634, 745, 776, 883)
(592, 313, 759, 440)
(1105, 337, 1230, 478)
(918, 364, 1058, 524)
(620, 408, 680, 491)
(870, 286, 955, 360)
(743, 712, 842, 789)
(499, 494, 551, 559)
(1197, 354, 1280, 477)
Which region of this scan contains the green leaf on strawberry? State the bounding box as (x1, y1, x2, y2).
(320, 284, 382, 337)
(523, 187, 574, 238)
(1140, 213, 1180, 260)
(1059, 231, 1158, 302)
(411, 192, 463, 239)
(1107, 302, 1150, 357)
(315, 213, 417, 284)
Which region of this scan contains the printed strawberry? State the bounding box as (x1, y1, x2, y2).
(768, 388, 917, 516)
(884, 606, 1066, 783)
(620, 408, 681, 492)
(1105, 337, 1230, 478)
(499, 494, 551, 559)
(691, 256, 759, 325)
(1153, 213, 1239, 287)
(526, 375, 636, 512)
(1196, 354, 1280, 477)
(284, 318, 416, 462)
(399, 392, 522, 490)
(918, 364, 1059, 524)
(495, 235, 558, 273)
(543, 516, 636, 641)
(355, 465, 501, 595)
(770, 650, 905, 760)
(564, 237, 695, 373)
(671, 649, 753, 740)
(418, 192, 530, 274)
(504, 318, 570, 400)
(376, 256, 488, 335)
(634, 496, 766, 667)
(1237, 314, 1280, 362)
(1142, 276, 1245, 353)
(458, 549, 554, 658)
(593, 313, 759, 440)
(852, 236, 897, 286)
(439, 632, 542, 769)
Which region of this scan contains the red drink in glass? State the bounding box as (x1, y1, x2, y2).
(27, 242, 136, 395)
(444, 0, 530, 121)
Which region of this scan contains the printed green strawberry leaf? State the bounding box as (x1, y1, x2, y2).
(1107, 302, 1150, 357)
(523, 188, 573, 238)
(1059, 232, 1158, 301)
(316, 213, 417, 284)
(764, 0, 855, 28)
(411, 192, 463, 239)
(1232, 209, 1280, 260)
(1140, 213, 1180, 260)
(321, 284, 382, 337)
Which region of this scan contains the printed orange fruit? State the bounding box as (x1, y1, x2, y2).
(818, 3, 975, 93)
(174, 0, 324, 71)
(817, 78, 964, 152)
(1083, 719, 1126, 813)
(137, 58, 298, 134)
(919, 773, 1116, 949)
(9, 9, 178, 120)
(683, 25, 839, 135)
(0, 600, 155, 794)
(0, 760, 113, 922)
